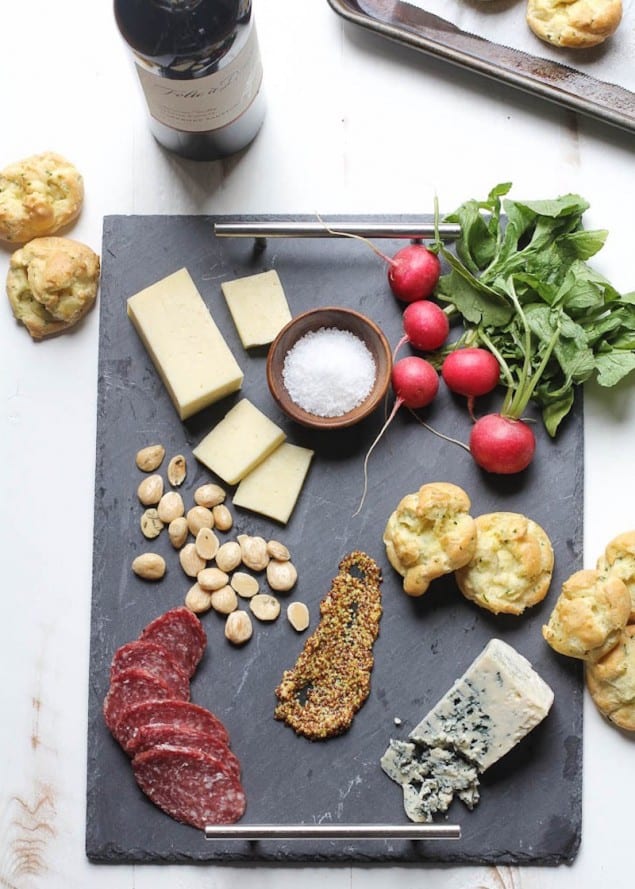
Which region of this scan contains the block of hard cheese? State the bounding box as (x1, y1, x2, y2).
(233, 442, 314, 524)
(221, 269, 292, 348)
(127, 268, 244, 420)
(192, 398, 286, 485)
(409, 637, 554, 772)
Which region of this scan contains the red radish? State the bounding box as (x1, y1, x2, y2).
(389, 355, 440, 410)
(442, 348, 500, 397)
(388, 244, 441, 303)
(442, 347, 500, 418)
(353, 357, 439, 515)
(458, 286, 560, 475)
(469, 414, 536, 474)
(393, 300, 450, 360)
(317, 220, 440, 303)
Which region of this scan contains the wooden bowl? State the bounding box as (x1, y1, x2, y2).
(266, 306, 393, 430)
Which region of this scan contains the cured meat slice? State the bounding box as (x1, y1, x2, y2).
(115, 699, 230, 753)
(110, 640, 190, 700)
(103, 667, 183, 736)
(139, 607, 206, 678)
(131, 724, 241, 779)
(132, 745, 246, 828)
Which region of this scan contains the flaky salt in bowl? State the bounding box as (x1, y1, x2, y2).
(266, 307, 392, 430)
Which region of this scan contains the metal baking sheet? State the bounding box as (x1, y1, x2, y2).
(86, 214, 583, 865)
(327, 0, 635, 134)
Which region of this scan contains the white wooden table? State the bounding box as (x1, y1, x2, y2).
(1, 2, 634, 887)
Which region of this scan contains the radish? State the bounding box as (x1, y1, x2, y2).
(387, 244, 441, 303)
(316, 219, 441, 304)
(389, 356, 440, 411)
(353, 356, 439, 515)
(440, 280, 561, 474)
(441, 347, 500, 419)
(393, 300, 450, 360)
(469, 414, 536, 475)
(462, 292, 560, 474)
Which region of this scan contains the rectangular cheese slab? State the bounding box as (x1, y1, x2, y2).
(233, 442, 314, 524)
(409, 637, 554, 772)
(221, 269, 292, 348)
(192, 397, 286, 485)
(127, 268, 244, 420)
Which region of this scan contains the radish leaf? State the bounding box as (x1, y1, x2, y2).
(435, 184, 635, 435)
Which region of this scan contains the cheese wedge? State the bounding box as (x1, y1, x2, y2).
(193, 398, 286, 485)
(127, 268, 244, 420)
(381, 638, 554, 822)
(409, 638, 554, 772)
(221, 269, 292, 348)
(233, 442, 314, 524)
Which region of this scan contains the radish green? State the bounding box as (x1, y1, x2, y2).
(434, 183, 635, 436)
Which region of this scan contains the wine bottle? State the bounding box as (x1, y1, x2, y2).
(114, 0, 265, 161)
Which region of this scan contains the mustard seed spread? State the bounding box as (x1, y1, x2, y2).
(274, 551, 382, 740)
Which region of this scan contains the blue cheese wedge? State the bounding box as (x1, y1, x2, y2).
(127, 268, 244, 420)
(381, 638, 554, 822)
(381, 740, 480, 823)
(409, 637, 554, 771)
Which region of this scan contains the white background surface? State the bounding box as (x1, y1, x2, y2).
(1, 1, 634, 887)
(417, 0, 635, 91)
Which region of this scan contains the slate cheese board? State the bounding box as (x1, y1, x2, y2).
(86, 214, 583, 865)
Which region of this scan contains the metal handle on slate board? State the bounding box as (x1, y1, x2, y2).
(204, 823, 461, 840)
(213, 221, 461, 240)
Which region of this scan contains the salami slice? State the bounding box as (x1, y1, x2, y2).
(110, 640, 190, 700)
(132, 745, 246, 828)
(116, 699, 230, 753)
(103, 667, 183, 736)
(131, 724, 241, 779)
(139, 607, 206, 678)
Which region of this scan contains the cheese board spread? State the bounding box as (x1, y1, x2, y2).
(86, 214, 583, 864)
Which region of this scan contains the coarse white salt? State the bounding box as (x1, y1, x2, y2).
(282, 326, 377, 418)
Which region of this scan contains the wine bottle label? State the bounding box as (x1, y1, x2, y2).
(135, 26, 262, 133)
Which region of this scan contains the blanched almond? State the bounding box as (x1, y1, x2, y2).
(250, 593, 281, 622)
(215, 541, 242, 573)
(132, 553, 166, 580)
(266, 540, 290, 561)
(194, 483, 226, 508)
(167, 454, 187, 486)
(266, 559, 297, 592)
(212, 504, 233, 532)
(210, 585, 238, 615)
(185, 582, 213, 614)
(187, 505, 213, 535)
(136, 444, 165, 472)
(137, 474, 164, 506)
(140, 508, 164, 539)
(157, 491, 185, 523)
(198, 566, 229, 591)
(168, 516, 189, 549)
(179, 542, 206, 577)
(231, 571, 259, 599)
(287, 601, 310, 632)
(195, 527, 219, 561)
(225, 610, 253, 645)
(237, 534, 269, 571)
